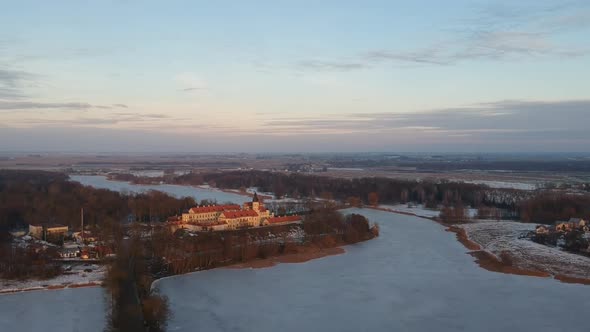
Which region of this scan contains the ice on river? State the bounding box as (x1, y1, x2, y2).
(0, 287, 107, 332)
(155, 208, 590, 332)
(70, 175, 251, 204)
(9, 179, 588, 332)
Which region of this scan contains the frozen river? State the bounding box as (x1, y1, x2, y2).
(155, 208, 590, 332)
(0, 287, 106, 332)
(70, 175, 251, 204)
(3, 179, 590, 332)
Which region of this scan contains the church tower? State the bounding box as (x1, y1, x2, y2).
(252, 192, 260, 211)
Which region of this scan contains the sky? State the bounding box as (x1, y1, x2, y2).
(1, 0, 589, 153)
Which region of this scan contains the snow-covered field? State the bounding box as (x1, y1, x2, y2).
(462, 180, 539, 190)
(379, 204, 478, 219)
(460, 221, 590, 279)
(156, 209, 590, 332)
(128, 169, 190, 177)
(378, 204, 440, 218)
(0, 264, 105, 294)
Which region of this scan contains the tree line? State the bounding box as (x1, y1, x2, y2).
(519, 193, 590, 224)
(112, 170, 590, 224)
(125, 170, 528, 215)
(144, 208, 378, 277)
(0, 170, 197, 231)
(114, 170, 502, 207)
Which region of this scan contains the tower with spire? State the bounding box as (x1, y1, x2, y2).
(251, 192, 260, 211)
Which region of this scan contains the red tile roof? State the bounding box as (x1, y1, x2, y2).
(268, 216, 302, 224)
(221, 210, 259, 219)
(189, 205, 241, 214)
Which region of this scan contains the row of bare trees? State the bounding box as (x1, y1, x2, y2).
(115, 170, 494, 207)
(173, 171, 590, 223)
(519, 193, 590, 224)
(139, 208, 379, 277)
(104, 225, 169, 332)
(0, 170, 197, 231)
(0, 244, 61, 280)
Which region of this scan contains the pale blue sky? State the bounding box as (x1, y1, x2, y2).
(1, 0, 589, 152)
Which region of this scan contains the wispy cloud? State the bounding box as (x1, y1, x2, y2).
(175, 72, 207, 92)
(259, 99, 590, 140)
(0, 68, 37, 98)
(296, 60, 368, 71)
(0, 65, 129, 111)
(295, 2, 590, 71)
(363, 48, 449, 66)
(180, 87, 205, 92)
(0, 100, 128, 111)
(0, 68, 35, 87)
(14, 112, 172, 126)
(2, 99, 588, 152)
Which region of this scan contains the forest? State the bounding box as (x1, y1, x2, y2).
(0, 170, 196, 231)
(0, 170, 198, 281)
(110, 170, 590, 224)
(112, 170, 518, 208)
(122, 208, 378, 278)
(519, 193, 590, 224)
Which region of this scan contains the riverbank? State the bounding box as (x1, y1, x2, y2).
(226, 245, 346, 269)
(446, 226, 551, 278)
(0, 263, 106, 295)
(1, 245, 345, 295)
(447, 223, 590, 285)
(0, 281, 102, 295)
(365, 206, 590, 286)
(151, 246, 347, 293)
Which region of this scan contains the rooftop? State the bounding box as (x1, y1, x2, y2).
(189, 205, 241, 214)
(268, 216, 302, 224)
(222, 210, 260, 218)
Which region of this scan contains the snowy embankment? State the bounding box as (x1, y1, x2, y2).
(461, 180, 539, 190)
(0, 264, 105, 294)
(460, 221, 590, 279)
(378, 204, 440, 218)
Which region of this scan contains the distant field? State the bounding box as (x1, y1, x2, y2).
(0, 153, 588, 188)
